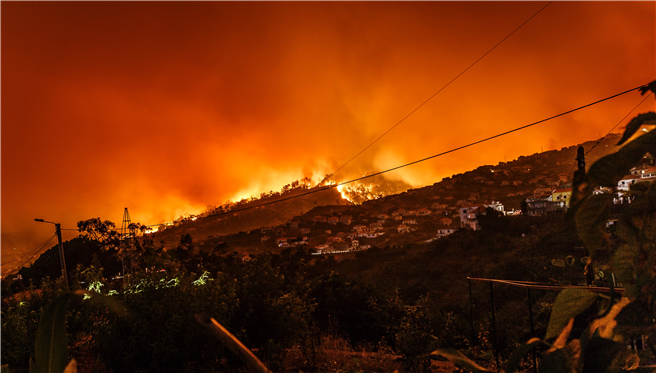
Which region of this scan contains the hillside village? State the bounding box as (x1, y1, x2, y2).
(5, 128, 656, 373)
(153, 133, 655, 260)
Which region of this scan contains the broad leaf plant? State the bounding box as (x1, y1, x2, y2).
(436, 82, 656, 373)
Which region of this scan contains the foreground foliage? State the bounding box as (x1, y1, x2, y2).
(436, 90, 656, 372)
(3, 87, 655, 373)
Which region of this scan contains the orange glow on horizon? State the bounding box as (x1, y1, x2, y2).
(1, 1, 654, 256)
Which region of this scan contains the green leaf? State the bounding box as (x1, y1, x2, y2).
(63, 359, 77, 373)
(589, 129, 656, 186)
(614, 244, 637, 297)
(621, 184, 656, 220)
(614, 299, 644, 326)
(568, 170, 593, 212)
(551, 318, 574, 350)
(195, 314, 272, 373)
(589, 297, 630, 342)
(624, 351, 640, 370)
(545, 289, 597, 340)
(564, 339, 582, 371)
(615, 112, 656, 145)
(33, 292, 74, 373)
(74, 290, 128, 317)
(587, 152, 625, 188)
(538, 348, 567, 373)
(581, 336, 623, 373)
(575, 194, 613, 255)
(638, 80, 656, 96)
(431, 349, 491, 372)
(505, 338, 540, 373)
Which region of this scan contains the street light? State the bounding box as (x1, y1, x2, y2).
(35, 218, 69, 289)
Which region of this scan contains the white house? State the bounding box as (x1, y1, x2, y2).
(459, 205, 484, 230)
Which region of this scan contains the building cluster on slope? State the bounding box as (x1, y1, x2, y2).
(614, 164, 656, 201)
(228, 135, 656, 258)
(458, 201, 505, 230)
(258, 202, 469, 255)
(524, 187, 573, 216)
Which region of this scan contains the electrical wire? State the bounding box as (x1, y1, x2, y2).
(46, 81, 652, 231)
(6, 84, 646, 273)
(322, 1, 553, 183)
(586, 92, 653, 156)
(1, 234, 61, 267)
(2, 233, 57, 277)
(565, 91, 654, 181)
(3, 227, 85, 273)
(199, 83, 649, 220)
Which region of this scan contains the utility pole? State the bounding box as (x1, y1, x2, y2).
(35, 218, 69, 290)
(576, 146, 586, 172)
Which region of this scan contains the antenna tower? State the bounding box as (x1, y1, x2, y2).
(120, 208, 135, 276)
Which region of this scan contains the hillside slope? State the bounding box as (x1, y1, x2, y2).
(152, 186, 350, 247)
(154, 133, 622, 249)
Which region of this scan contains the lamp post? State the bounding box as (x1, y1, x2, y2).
(35, 218, 69, 289)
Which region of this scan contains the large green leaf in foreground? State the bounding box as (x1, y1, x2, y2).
(33, 292, 73, 373)
(545, 289, 597, 341)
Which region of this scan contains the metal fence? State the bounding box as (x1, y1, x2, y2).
(466, 277, 624, 372)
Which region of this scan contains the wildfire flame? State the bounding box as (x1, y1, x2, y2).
(336, 184, 353, 203)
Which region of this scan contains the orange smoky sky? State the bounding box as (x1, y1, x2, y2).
(1, 2, 655, 259)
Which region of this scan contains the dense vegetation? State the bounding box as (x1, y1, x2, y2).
(3, 86, 655, 372)
(2, 211, 591, 373)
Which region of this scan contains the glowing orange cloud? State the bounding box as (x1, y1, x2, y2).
(2, 2, 654, 263)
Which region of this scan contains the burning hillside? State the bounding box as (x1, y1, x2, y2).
(335, 174, 412, 204)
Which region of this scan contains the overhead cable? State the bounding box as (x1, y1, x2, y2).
(1, 234, 61, 267)
(586, 92, 653, 156)
(2, 233, 57, 277)
(323, 1, 553, 182)
(42, 81, 653, 231)
(201, 83, 649, 219)
(565, 91, 654, 181)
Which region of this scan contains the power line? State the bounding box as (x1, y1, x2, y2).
(565, 91, 654, 181)
(586, 92, 653, 156)
(56, 82, 650, 231)
(200, 82, 648, 220)
(3, 228, 84, 271)
(2, 233, 57, 277)
(57, 81, 650, 232)
(322, 1, 553, 183)
(1, 234, 61, 267)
